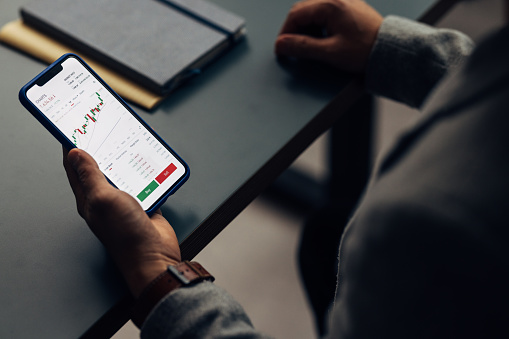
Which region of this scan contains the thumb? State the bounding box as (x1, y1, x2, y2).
(67, 148, 109, 195)
(275, 34, 332, 63)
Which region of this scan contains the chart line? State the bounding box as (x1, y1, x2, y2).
(91, 116, 122, 157)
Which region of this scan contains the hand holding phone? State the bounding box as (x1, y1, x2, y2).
(63, 147, 181, 298)
(19, 54, 189, 214)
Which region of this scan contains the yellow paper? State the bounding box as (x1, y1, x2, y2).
(0, 20, 165, 110)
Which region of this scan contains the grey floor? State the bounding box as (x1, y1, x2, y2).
(113, 1, 505, 338)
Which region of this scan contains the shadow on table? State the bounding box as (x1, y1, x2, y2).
(160, 204, 200, 242)
(277, 56, 354, 101)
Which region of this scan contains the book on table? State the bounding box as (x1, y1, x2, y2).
(20, 0, 246, 96)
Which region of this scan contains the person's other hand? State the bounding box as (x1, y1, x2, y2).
(63, 147, 181, 298)
(275, 0, 383, 73)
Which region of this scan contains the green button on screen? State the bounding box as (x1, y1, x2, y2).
(137, 180, 159, 202)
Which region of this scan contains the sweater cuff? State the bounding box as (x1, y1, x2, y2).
(140, 281, 267, 339)
(366, 16, 474, 108)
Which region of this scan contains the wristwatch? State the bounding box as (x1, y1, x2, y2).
(131, 261, 214, 327)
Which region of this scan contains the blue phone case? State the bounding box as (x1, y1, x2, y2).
(19, 53, 190, 215)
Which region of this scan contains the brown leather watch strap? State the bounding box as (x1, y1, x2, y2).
(131, 261, 214, 328)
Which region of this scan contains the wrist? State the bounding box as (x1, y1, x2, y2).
(123, 258, 180, 298)
(131, 261, 215, 328)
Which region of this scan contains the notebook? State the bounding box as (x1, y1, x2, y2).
(20, 0, 246, 95)
(0, 20, 165, 109)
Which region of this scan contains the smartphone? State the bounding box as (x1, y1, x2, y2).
(19, 53, 189, 214)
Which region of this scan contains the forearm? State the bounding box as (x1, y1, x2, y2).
(366, 16, 474, 108)
(141, 282, 272, 339)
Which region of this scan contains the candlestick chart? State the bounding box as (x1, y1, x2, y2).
(71, 92, 103, 147)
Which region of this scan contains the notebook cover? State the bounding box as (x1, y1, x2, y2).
(0, 20, 165, 110)
(163, 0, 245, 37)
(20, 0, 243, 95)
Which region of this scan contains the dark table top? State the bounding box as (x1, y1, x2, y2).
(0, 0, 447, 337)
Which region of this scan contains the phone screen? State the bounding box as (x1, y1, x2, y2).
(25, 55, 187, 211)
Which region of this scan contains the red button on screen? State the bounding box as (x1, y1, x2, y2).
(155, 163, 177, 184)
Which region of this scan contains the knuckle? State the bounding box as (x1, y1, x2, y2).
(289, 0, 310, 16)
(76, 166, 92, 185)
(320, 0, 343, 14)
(288, 4, 301, 17)
(87, 189, 114, 212)
(292, 0, 307, 9)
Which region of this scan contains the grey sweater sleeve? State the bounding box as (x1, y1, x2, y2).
(366, 16, 474, 108)
(140, 17, 475, 339)
(141, 282, 273, 339)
